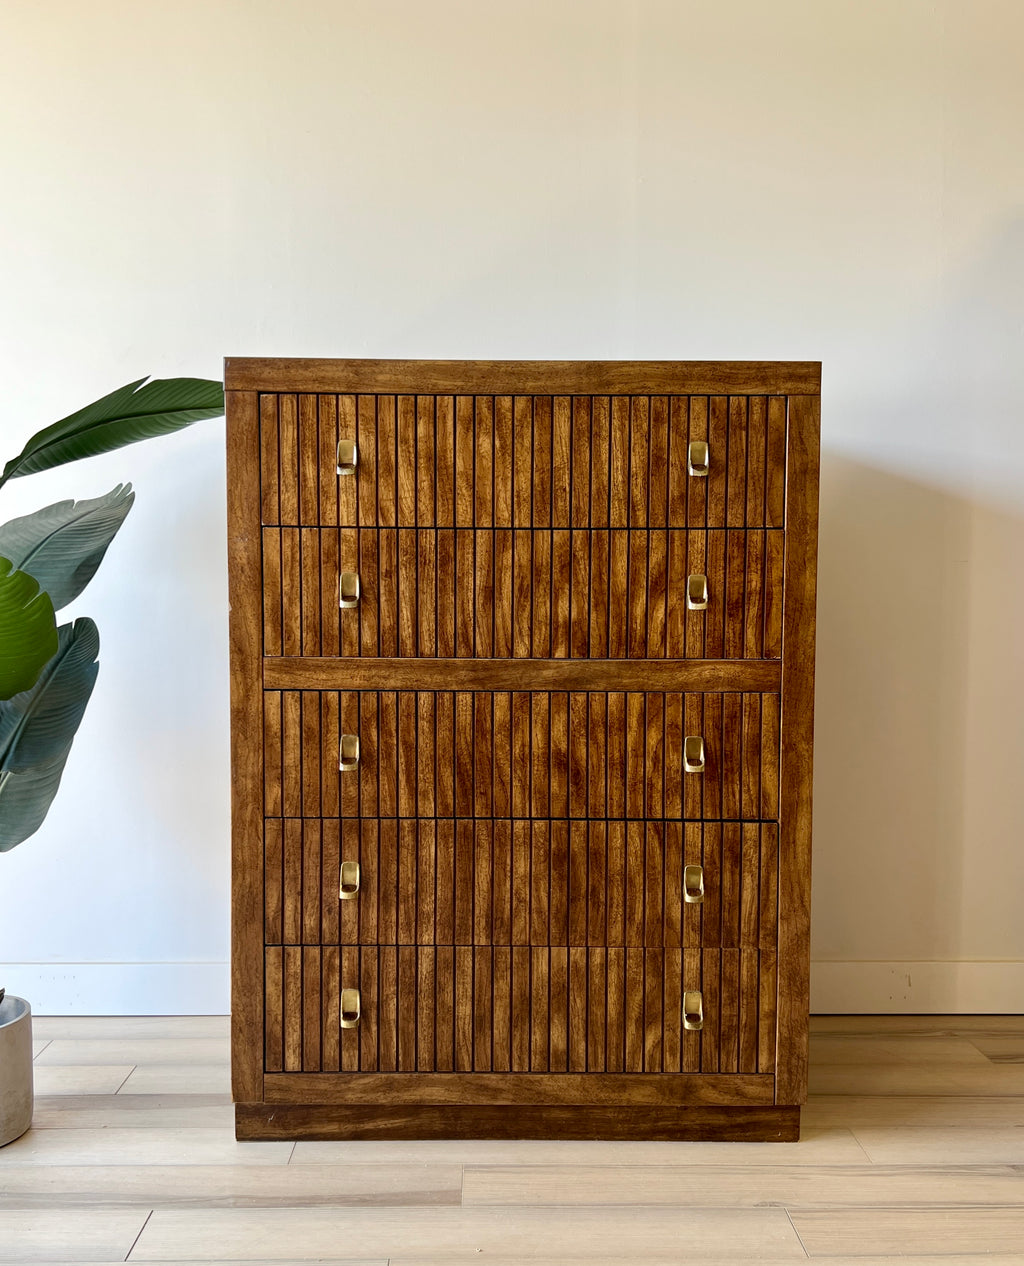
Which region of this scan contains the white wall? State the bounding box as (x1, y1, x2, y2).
(1, 0, 1022, 1014)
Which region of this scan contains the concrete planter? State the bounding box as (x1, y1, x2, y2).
(0, 995, 33, 1146)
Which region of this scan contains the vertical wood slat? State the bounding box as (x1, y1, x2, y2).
(436, 396, 455, 528)
(277, 395, 299, 525)
(684, 397, 707, 530)
(552, 397, 571, 528)
(532, 397, 552, 529)
(399, 528, 418, 657)
(494, 397, 513, 529)
(354, 396, 377, 528)
(746, 397, 767, 526)
(726, 397, 747, 529)
(475, 396, 494, 528)
(707, 397, 728, 530)
(667, 397, 687, 529)
(258, 395, 280, 525)
(513, 396, 532, 527)
(397, 395, 417, 526)
(374, 392, 392, 526)
(337, 396, 358, 528)
(298, 395, 320, 526)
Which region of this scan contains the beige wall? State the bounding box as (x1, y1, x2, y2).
(1, 0, 1022, 1011)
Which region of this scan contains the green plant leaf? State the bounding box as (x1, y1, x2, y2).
(0, 619, 99, 850)
(0, 556, 58, 700)
(0, 618, 99, 773)
(0, 377, 224, 485)
(0, 755, 72, 852)
(0, 485, 135, 611)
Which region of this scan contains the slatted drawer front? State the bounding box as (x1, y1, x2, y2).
(264, 690, 780, 821)
(258, 393, 787, 531)
(265, 819, 778, 950)
(262, 527, 783, 660)
(264, 944, 775, 1075)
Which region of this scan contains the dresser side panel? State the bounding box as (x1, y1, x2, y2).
(227, 388, 265, 1100)
(775, 393, 821, 1103)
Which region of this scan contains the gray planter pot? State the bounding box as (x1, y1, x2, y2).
(0, 995, 33, 1146)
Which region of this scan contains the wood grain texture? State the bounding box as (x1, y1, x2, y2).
(264, 1073, 774, 1106)
(267, 818, 778, 951)
(263, 658, 781, 692)
(262, 946, 767, 1076)
(262, 527, 783, 658)
(256, 389, 788, 531)
(268, 691, 780, 824)
(226, 358, 821, 395)
(236, 1102, 799, 1141)
(775, 393, 821, 1105)
(225, 390, 263, 1102)
(234, 361, 820, 1141)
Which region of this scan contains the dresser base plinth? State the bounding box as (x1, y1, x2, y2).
(235, 1102, 800, 1142)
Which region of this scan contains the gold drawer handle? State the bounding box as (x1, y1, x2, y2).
(339, 571, 360, 609)
(683, 990, 704, 1031)
(339, 860, 361, 900)
(339, 734, 360, 772)
(683, 864, 705, 904)
(340, 988, 361, 1029)
(683, 735, 705, 774)
(686, 573, 708, 610)
(687, 440, 709, 477)
(337, 439, 358, 476)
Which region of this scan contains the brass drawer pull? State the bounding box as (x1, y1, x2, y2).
(340, 988, 361, 1029)
(687, 440, 709, 477)
(683, 990, 704, 1031)
(683, 735, 705, 774)
(339, 571, 360, 608)
(337, 439, 358, 476)
(339, 860, 361, 900)
(339, 734, 360, 772)
(686, 573, 708, 610)
(683, 864, 705, 904)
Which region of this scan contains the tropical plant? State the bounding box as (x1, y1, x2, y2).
(0, 376, 225, 853)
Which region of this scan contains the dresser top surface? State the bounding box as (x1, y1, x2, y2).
(224, 358, 821, 396)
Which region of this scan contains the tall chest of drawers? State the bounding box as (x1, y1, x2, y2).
(226, 358, 820, 1141)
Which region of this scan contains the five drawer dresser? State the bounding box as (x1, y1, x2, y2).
(226, 358, 821, 1141)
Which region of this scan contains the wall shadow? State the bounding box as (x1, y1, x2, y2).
(812, 451, 971, 964)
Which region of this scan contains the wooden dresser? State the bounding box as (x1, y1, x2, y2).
(226, 359, 820, 1141)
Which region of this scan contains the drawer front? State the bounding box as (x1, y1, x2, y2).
(264, 819, 778, 951)
(258, 393, 787, 531)
(264, 690, 780, 821)
(262, 527, 783, 660)
(264, 944, 775, 1075)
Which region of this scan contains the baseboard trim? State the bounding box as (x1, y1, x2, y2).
(0, 962, 229, 1015)
(811, 959, 1024, 1013)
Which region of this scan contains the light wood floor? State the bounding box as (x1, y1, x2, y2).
(4, 1015, 1024, 1264)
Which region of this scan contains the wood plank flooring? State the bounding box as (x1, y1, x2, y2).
(2, 1014, 1024, 1263)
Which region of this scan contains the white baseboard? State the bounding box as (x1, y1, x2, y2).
(0, 962, 229, 1015)
(812, 960, 1024, 1013)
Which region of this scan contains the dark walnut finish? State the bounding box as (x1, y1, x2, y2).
(226, 359, 820, 1141)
